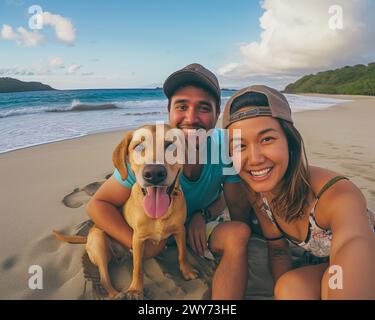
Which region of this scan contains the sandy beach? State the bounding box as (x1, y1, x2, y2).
(0, 94, 374, 300)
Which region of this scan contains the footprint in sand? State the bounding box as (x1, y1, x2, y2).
(63, 173, 112, 208)
(63, 188, 92, 208)
(82, 182, 105, 196)
(1, 255, 17, 271)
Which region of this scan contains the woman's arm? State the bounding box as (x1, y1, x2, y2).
(320, 179, 375, 299)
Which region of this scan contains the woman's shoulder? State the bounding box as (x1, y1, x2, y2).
(308, 166, 350, 196)
(308, 165, 366, 214)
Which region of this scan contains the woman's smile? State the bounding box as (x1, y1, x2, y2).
(245, 166, 273, 180)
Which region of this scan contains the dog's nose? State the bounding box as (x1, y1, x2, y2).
(142, 164, 167, 185)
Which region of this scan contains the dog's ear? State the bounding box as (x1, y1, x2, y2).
(112, 130, 133, 181)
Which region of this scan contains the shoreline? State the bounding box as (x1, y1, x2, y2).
(0, 126, 137, 156)
(0, 93, 362, 156)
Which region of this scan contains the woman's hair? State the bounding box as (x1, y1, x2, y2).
(232, 92, 312, 223)
(274, 119, 312, 222)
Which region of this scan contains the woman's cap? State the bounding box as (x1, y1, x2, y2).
(222, 85, 293, 128)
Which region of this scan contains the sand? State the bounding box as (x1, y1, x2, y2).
(0, 94, 374, 299)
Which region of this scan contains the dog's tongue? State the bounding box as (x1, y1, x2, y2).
(143, 186, 170, 219)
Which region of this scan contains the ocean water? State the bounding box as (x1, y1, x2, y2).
(0, 89, 350, 154)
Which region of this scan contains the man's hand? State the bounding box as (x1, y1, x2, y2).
(187, 212, 206, 257)
(208, 193, 226, 220)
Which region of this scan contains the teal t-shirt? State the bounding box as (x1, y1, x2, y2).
(113, 128, 241, 218)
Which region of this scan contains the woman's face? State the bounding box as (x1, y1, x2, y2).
(228, 116, 289, 194)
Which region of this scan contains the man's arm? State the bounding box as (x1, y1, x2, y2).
(223, 181, 252, 224)
(86, 175, 132, 248)
(187, 187, 248, 257)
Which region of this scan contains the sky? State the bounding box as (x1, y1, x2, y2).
(0, 0, 374, 90)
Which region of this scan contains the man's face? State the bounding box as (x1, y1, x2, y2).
(168, 85, 218, 142)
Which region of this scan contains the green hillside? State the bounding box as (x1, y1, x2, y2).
(284, 63, 375, 95)
(0, 77, 55, 93)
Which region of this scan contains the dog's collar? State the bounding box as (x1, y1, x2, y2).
(141, 169, 181, 199)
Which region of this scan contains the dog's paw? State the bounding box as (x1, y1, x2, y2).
(124, 289, 144, 300)
(181, 265, 199, 280)
(111, 291, 127, 300)
(106, 289, 121, 300)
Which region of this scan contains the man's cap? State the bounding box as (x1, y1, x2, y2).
(222, 85, 293, 128)
(163, 63, 221, 107)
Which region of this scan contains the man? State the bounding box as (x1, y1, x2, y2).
(87, 63, 251, 299)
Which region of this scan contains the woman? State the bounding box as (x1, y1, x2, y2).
(222, 85, 375, 299)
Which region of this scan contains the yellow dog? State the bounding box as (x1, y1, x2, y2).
(54, 124, 198, 299)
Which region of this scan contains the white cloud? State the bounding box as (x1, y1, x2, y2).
(33, 64, 51, 75)
(1, 24, 44, 47)
(0, 67, 34, 76)
(0, 11, 75, 46)
(219, 0, 374, 87)
(16, 27, 44, 47)
(1, 24, 17, 40)
(42, 12, 76, 44)
(48, 56, 65, 69)
(1, 57, 85, 78)
(0, 67, 17, 75)
(67, 64, 82, 74)
(218, 63, 239, 76)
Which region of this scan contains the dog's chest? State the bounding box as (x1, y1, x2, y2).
(144, 219, 174, 244)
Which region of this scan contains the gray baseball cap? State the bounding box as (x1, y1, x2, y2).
(163, 63, 221, 108)
(222, 85, 293, 128)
